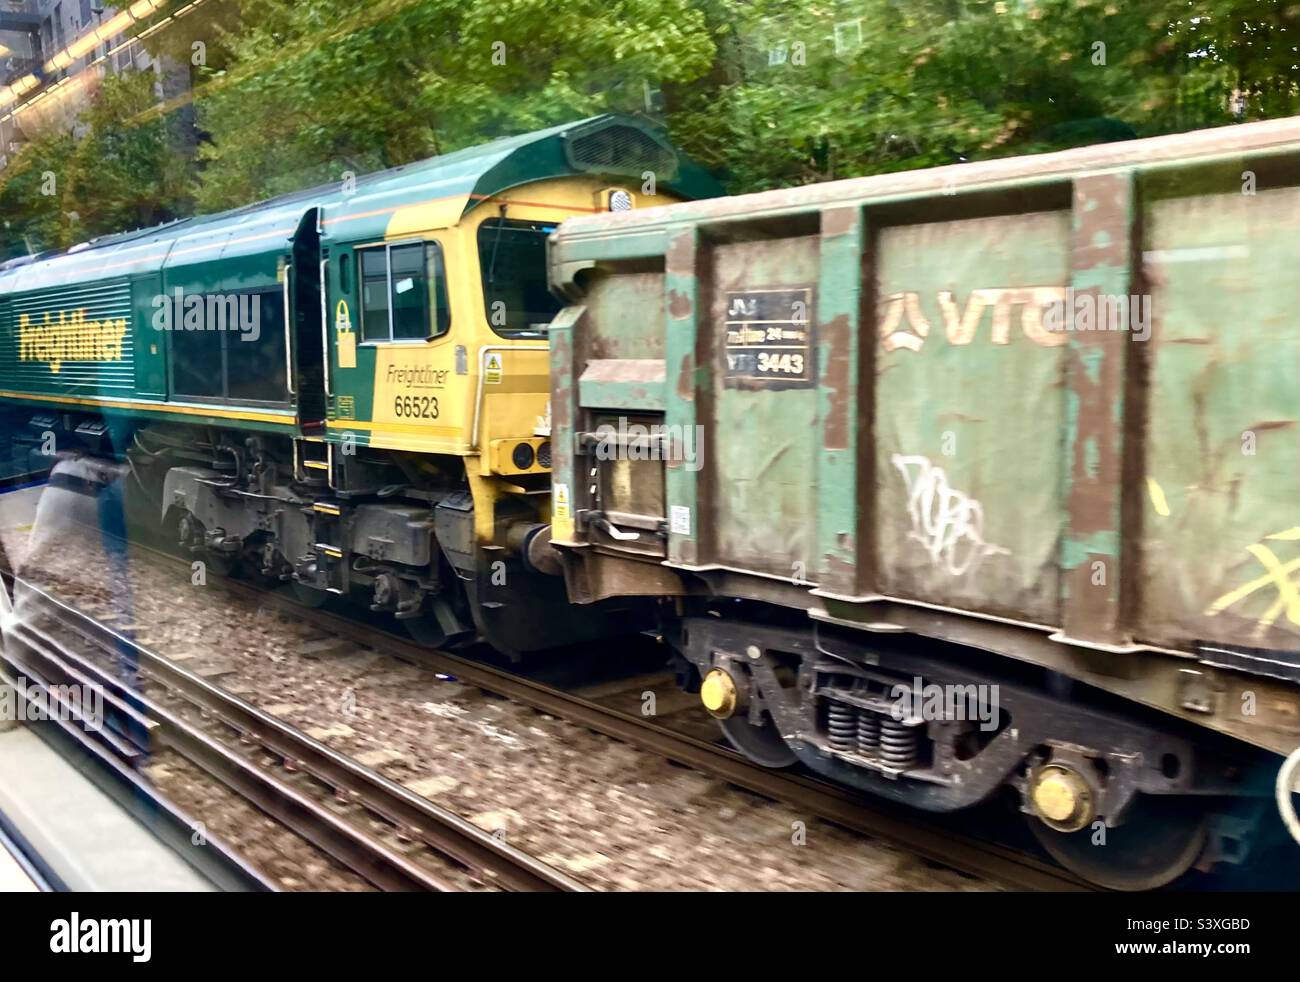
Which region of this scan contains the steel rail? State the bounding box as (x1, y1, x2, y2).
(5, 536, 1093, 890)
(3, 569, 584, 892)
(7, 618, 451, 892)
(0, 643, 277, 892)
(190, 565, 1097, 891)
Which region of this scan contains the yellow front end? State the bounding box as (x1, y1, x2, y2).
(327, 175, 676, 548)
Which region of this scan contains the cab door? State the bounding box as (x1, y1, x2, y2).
(288, 208, 327, 429)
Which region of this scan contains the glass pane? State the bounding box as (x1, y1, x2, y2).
(478, 219, 563, 338)
(360, 248, 389, 341)
(390, 242, 429, 340)
(428, 243, 451, 338)
(171, 323, 223, 398)
(226, 291, 287, 401)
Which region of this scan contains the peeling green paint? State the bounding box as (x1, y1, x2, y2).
(1062, 530, 1121, 568)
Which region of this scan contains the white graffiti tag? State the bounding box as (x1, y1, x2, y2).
(892, 454, 1010, 577)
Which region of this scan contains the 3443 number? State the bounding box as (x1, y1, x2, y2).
(756, 352, 804, 375)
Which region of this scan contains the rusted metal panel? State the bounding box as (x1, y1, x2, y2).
(550, 121, 1300, 758)
(584, 270, 665, 360)
(560, 117, 1300, 242)
(1141, 185, 1300, 652)
(811, 205, 863, 598)
(578, 359, 665, 411)
(708, 234, 819, 579)
(1059, 172, 1139, 648)
(815, 207, 866, 596)
(550, 120, 1300, 666)
(554, 229, 670, 266)
(873, 211, 1071, 622)
(664, 229, 701, 566)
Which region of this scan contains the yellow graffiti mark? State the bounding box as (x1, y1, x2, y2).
(1243, 544, 1300, 630)
(1146, 477, 1170, 518)
(1164, 493, 1300, 639)
(1206, 541, 1300, 637)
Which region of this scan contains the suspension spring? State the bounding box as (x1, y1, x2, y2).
(879, 717, 920, 769)
(857, 711, 881, 755)
(827, 701, 856, 753)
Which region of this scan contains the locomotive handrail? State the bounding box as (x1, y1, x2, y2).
(319, 257, 331, 397)
(283, 262, 295, 396)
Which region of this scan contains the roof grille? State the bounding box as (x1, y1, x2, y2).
(564, 122, 678, 181)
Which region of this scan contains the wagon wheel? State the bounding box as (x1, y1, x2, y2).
(719, 716, 798, 769)
(1029, 794, 1211, 891)
(290, 580, 329, 608)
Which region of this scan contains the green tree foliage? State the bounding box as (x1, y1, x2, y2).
(5, 0, 1300, 253)
(69, 69, 194, 234)
(668, 0, 1300, 190)
(0, 127, 77, 261)
(192, 0, 716, 210)
(0, 71, 192, 260)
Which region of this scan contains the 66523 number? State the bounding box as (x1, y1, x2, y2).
(394, 395, 439, 419)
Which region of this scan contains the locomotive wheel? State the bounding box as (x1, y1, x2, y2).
(202, 549, 239, 579)
(290, 580, 329, 608)
(1029, 794, 1211, 891)
(719, 716, 798, 769)
(402, 613, 448, 647)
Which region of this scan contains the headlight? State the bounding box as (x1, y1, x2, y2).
(512, 442, 535, 470)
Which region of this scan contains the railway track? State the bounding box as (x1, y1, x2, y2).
(0, 568, 586, 893)
(89, 541, 1093, 891)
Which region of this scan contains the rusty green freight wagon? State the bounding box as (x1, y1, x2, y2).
(548, 117, 1300, 888)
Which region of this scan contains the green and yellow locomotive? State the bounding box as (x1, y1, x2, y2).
(0, 115, 719, 653)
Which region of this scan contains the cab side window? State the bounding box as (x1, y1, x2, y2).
(358, 241, 450, 342)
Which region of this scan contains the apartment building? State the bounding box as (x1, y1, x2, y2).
(0, 0, 181, 170)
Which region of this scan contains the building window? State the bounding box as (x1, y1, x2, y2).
(358, 240, 449, 343)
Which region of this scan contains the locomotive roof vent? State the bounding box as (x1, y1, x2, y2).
(563, 119, 679, 182)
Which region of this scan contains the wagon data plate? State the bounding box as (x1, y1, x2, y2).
(722, 287, 815, 388)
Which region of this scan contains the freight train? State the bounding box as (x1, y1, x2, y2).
(2, 113, 1299, 889)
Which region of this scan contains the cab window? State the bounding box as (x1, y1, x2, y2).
(358, 240, 450, 342)
(478, 218, 564, 338)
